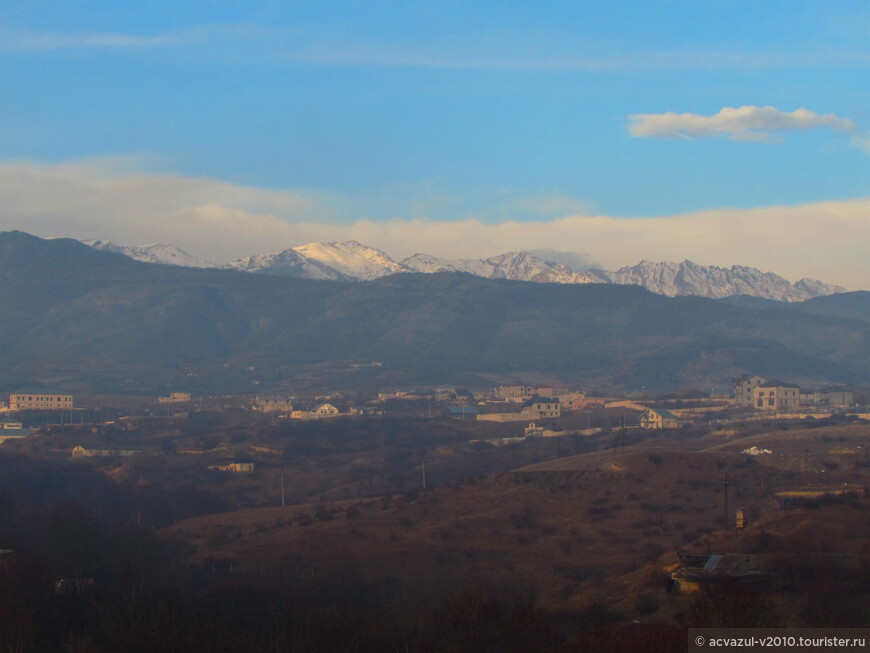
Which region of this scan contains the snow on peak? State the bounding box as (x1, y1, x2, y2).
(402, 251, 597, 284)
(401, 253, 480, 274)
(84, 239, 213, 268)
(599, 259, 841, 301)
(226, 248, 347, 280)
(485, 251, 598, 284)
(82, 237, 847, 301)
(293, 241, 408, 280)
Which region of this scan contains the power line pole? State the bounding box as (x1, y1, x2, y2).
(620, 410, 626, 454)
(722, 472, 734, 529)
(611, 410, 626, 457)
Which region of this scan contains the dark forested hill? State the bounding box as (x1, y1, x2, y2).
(720, 290, 870, 322)
(791, 290, 870, 322)
(1, 231, 868, 394)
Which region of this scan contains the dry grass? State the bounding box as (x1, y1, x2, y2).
(163, 423, 870, 610)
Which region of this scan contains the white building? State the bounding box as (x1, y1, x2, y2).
(8, 393, 73, 410)
(733, 375, 767, 407)
(290, 403, 342, 420)
(158, 392, 191, 404)
(753, 381, 800, 412)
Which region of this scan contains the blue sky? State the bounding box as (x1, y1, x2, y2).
(0, 1, 868, 287)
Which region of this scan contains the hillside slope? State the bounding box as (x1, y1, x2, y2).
(2, 231, 869, 393)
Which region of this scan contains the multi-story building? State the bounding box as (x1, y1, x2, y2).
(522, 398, 561, 419)
(752, 381, 800, 412)
(8, 393, 73, 410)
(158, 392, 191, 404)
(533, 385, 571, 398)
(494, 385, 534, 402)
(733, 375, 767, 407)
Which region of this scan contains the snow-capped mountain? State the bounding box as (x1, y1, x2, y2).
(293, 241, 407, 281)
(402, 251, 599, 284)
(590, 260, 845, 302)
(84, 240, 214, 268)
(793, 277, 847, 298)
(226, 248, 348, 280)
(83, 238, 846, 301)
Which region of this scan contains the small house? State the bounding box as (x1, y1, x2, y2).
(639, 408, 680, 429)
(524, 423, 545, 437)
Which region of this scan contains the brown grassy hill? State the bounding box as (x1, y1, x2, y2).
(614, 496, 870, 628)
(163, 423, 870, 612)
(527, 422, 870, 478)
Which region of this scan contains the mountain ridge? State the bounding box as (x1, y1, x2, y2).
(85, 239, 216, 268)
(1, 231, 868, 395)
(82, 237, 846, 302)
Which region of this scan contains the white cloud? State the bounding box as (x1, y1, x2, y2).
(0, 159, 867, 290)
(628, 105, 859, 142)
(0, 29, 181, 52)
(0, 23, 249, 53)
(294, 46, 870, 73)
(0, 158, 329, 261)
(2, 21, 869, 73)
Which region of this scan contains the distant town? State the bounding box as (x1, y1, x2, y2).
(3, 378, 866, 649)
(1, 376, 865, 456)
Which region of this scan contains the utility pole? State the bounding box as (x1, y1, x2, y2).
(620, 410, 626, 454)
(421, 460, 427, 491)
(611, 410, 626, 457)
(281, 468, 285, 508)
(722, 472, 734, 529)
